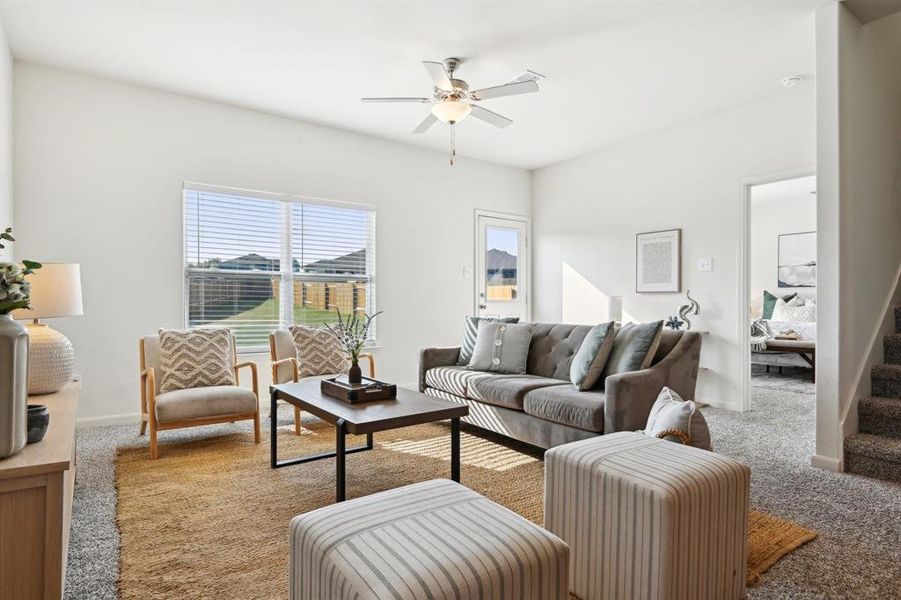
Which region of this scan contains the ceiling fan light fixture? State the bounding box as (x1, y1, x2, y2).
(431, 99, 472, 124)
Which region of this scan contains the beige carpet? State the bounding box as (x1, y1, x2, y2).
(116, 421, 815, 598)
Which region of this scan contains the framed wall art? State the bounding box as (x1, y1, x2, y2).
(636, 228, 681, 293)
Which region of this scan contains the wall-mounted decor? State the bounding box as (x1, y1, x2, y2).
(636, 229, 681, 293)
(778, 231, 816, 288)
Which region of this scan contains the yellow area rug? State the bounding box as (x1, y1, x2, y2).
(116, 421, 815, 598)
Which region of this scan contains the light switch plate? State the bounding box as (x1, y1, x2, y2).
(698, 258, 713, 272)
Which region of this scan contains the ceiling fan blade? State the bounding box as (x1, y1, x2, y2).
(423, 61, 453, 91)
(470, 105, 513, 129)
(361, 97, 430, 103)
(471, 80, 539, 101)
(412, 113, 439, 134)
(507, 69, 547, 85)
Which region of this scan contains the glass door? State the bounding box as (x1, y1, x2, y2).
(475, 212, 529, 320)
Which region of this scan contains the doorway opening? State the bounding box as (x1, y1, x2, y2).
(742, 174, 817, 409)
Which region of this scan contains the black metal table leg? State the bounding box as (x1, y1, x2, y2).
(336, 418, 346, 502)
(451, 417, 461, 482)
(270, 388, 278, 468)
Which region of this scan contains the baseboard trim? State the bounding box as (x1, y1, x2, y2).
(810, 453, 843, 472)
(77, 412, 141, 428)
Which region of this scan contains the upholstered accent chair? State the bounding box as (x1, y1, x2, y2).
(138, 331, 261, 459)
(269, 327, 375, 434)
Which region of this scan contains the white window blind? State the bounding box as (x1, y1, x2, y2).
(184, 186, 376, 351)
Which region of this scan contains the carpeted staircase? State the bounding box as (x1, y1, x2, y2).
(844, 306, 901, 482)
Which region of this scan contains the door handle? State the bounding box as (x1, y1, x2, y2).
(478, 304, 487, 310)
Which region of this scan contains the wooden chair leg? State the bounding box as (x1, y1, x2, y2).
(294, 406, 302, 435)
(253, 411, 261, 444)
(149, 425, 159, 459)
(140, 417, 147, 436)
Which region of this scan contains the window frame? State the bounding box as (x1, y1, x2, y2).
(182, 182, 377, 354)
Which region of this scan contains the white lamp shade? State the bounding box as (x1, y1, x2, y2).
(431, 100, 472, 124)
(12, 263, 83, 320)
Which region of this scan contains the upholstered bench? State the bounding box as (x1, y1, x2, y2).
(290, 479, 570, 600)
(544, 432, 750, 600)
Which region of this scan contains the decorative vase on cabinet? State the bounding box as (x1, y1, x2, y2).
(0, 314, 29, 458)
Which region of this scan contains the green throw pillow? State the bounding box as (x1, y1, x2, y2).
(570, 322, 616, 390)
(458, 316, 520, 365)
(762, 290, 797, 320)
(603, 321, 664, 380)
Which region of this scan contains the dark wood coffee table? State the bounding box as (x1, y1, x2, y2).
(269, 378, 469, 502)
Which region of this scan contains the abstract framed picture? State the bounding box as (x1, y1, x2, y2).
(778, 231, 816, 288)
(636, 228, 681, 293)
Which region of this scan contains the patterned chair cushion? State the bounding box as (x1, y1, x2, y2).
(289, 326, 350, 378)
(158, 328, 235, 393)
(290, 479, 570, 600)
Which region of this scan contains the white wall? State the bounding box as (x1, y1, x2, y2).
(532, 90, 816, 410)
(750, 178, 817, 316)
(813, 4, 901, 470)
(0, 20, 12, 258)
(13, 62, 531, 423)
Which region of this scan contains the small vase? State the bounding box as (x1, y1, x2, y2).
(27, 404, 50, 444)
(0, 314, 29, 458)
(347, 361, 363, 385)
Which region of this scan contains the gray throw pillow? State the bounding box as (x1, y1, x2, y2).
(458, 316, 520, 365)
(603, 320, 664, 379)
(570, 322, 616, 390)
(640, 387, 711, 450)
(468, 321, 533, 374)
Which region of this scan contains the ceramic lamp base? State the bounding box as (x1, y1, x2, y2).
(25, 323, 75, 395)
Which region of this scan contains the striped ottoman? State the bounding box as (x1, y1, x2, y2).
(544, 432, 750, 600)
(290, 479, 570, 600)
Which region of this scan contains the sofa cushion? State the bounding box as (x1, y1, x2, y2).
(155, 385, 257, 423)
(424, 366, 492, 398)
(468, 321, 533, 374)
(603, 321, 664, 378)
(523, 385, 605, 432)
(640, 387, 711, 450)
(470, 374, 568, 411)
(527, 323, 593, 380)
(457, 316, 520, 365)
(570, 322, 616, 391)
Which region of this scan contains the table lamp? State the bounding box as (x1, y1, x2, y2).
(12, 263, 83, 394)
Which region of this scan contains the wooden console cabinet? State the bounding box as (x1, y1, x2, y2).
(0, 382, 78, 600)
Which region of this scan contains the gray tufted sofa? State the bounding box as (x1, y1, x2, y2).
(419, 323, 702, 449)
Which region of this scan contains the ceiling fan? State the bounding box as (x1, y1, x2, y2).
(361, 57, 545, 164)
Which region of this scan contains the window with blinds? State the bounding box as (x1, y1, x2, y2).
(184, 185, 376, 351)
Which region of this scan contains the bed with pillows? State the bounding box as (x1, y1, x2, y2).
(752, 290, 816, 370)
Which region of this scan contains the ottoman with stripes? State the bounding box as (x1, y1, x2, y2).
(544, 432, 751, 600)
(290, 479, 570, 600)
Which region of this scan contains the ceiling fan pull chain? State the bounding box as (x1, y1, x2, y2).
(450, 123, 456, 166)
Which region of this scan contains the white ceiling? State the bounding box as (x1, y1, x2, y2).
(1, 1, 821, 169)
(752, 175, 817, 205)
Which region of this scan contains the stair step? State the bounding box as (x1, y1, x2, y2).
(895, 306, 901, 335)
(844, 433, 901, 483)
(871, 363, 901, 398)
(858, 397, 901, 439)
(885, 334, 901, 365)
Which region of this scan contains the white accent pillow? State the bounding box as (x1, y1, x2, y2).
(771, 297, 816, 322)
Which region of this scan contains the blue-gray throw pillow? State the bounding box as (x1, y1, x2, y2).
(570, 322, 616, 390)
(603, 320, 664, 379)
(458, 316, 520, 365)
